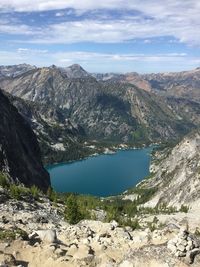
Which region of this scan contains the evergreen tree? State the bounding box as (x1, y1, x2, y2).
(65, 194, 82, 224)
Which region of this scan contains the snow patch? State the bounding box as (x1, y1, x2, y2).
(51, 143, 65, 151)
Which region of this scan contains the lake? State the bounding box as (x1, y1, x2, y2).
(47, 147, 153, 197)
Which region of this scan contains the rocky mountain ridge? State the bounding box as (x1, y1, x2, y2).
(93, 67, 200, 101)
(0, 65, 194, 151)
(0, 89, 50, 191)
(137, 130, 200, 209)
(92, 72, 151, 91)
(0, 64, 37, 78)
(143, 68, 200, 100)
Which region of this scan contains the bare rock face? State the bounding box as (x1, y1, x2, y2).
(0, 89, 50, 191)
(142, 130, 200, 208)
(59, 64, 91, 79)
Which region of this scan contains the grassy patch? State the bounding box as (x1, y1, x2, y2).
(0, 172, 9, 188)
(0, 228, 28, 241)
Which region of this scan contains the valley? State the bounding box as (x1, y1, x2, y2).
(0, 64, 198, 164)
(1, 1, 200, 266)
(1, 64, 200, 266)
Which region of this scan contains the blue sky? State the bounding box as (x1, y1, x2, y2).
(0, 0, 200, 73)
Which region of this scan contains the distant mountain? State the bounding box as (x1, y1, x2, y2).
(142, 68, 200, 101)
(94, 68, 200, 102)
(92, 72, 151, 91)
(0, 63, 36, 78)
(0, 89, 50, 191)
(0, 65, 192, 148)
(58, 64, 91, 78)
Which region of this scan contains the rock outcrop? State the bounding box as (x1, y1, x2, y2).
(0, 63, 36, 78)
(0, 89, 50, 191)
(167, 227, 200, 263)
(140, 130, 200, 209)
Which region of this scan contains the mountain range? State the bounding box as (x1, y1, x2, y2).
(0, 64, 199, 163)
(1, 64, 200, 266)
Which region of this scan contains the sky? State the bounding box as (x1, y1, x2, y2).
(0, 0, 200, 73)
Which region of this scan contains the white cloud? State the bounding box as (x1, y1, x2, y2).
(53, 51, 189, 64)
(23, 16, 199, 46)
(0, 23, 36, 35)
(0, 0, 131, 12)
(17, 48, 48, 53)
(55, 12, 64, 17)
(0, 1, 199, 46)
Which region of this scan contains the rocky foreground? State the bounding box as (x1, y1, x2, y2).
(0, 191, 200, 267)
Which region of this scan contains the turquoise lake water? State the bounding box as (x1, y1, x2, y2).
(47, 147, 153, 197)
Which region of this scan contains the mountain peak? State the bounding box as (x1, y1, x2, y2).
(69, 63, 83, 69)
(60, 64, 90, 78)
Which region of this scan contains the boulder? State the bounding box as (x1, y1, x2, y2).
(110, 220, 119, 230)
(187, 248, 200, 264)
(34, 230, 57, 243)
(167, 242, 177, 253)
(73, 244, 94, 260)
(176, 244, 186, 252)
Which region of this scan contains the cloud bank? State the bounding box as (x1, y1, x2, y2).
(0, 0, 199, 45)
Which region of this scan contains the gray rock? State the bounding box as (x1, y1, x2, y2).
(175, 251, 186, 257)
(35, 230, 57, 243)
(177, 244, 186, 252)
(187, 248, 200, 264)
(167, 243, 177, 253)
(110, 220, 119, 230)
(186, 244, 194, 251)
(55, 248, 67, 257)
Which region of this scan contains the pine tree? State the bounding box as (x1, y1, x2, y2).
(65, 194, 82, 224)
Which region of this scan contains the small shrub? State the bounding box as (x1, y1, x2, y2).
(47, 186, 58, 203)
(15, 228, 28, 240)
(9, 184, 22, 200)
(0, 229, 15, 240)
(120, 218, 141, 230)
(0, 228, 28, 241)
(0, 172, 9, 188)
(105, 206, 119, 222)
(179, 205, 189, 213)
(195, 228, 200, 236)
(30, 185, 41, 200)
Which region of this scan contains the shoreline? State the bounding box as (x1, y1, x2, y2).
(46, 143, 156, 169)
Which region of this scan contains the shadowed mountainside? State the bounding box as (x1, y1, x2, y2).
(0, 89, 50, 191)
